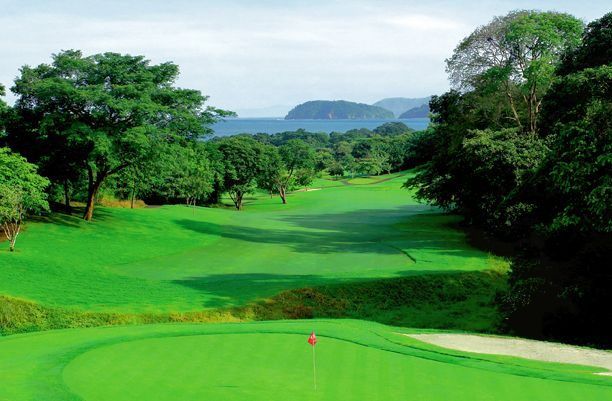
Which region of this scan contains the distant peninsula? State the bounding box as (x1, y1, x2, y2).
(285, 100, 394, 120)
(399, 103, 430, 118)
(373, 97, 430, 117)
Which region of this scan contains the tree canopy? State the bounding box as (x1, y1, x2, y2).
(446, 10, 583, 132)
(0, 147, 49, 251)
(7, 50, 232, 220)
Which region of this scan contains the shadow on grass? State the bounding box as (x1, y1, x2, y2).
(174, 205, 487, 260)
(32, 206, 119, 228)
(172, 269, 495, 309)
(171, 269, 506, 333)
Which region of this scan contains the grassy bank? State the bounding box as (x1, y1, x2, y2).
(1, 268, 507, 335)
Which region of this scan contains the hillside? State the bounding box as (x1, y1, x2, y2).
(285, 100, 394, 120)
(399, 103, 430, 118)
(373, 97, 430, 117)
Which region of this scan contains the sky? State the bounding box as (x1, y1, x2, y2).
(1, 0, 610, 116)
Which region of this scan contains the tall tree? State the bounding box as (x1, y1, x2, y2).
(446, 10, 583, 132)
(215, 136, 264, 210)
(259, 139, 316, 204)
(0, 148, 49, 252)
(8, 50, 231, 220)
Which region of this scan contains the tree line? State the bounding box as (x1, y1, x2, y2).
(0, 49, 427, 250)
(1, 9, 609, 348)
(405, 11, 611, 346)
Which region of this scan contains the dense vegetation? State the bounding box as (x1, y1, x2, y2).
(405, 11, 611, 347)
(285, 100, 394, 119)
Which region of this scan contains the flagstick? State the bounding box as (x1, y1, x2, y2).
(312, 344, 317, 391)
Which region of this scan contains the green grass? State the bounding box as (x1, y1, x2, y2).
(0, 172, 504, 313)
(0, 320, 609, 401)
(0, 268, 506, 335)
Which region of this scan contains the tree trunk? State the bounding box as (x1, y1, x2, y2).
(130, 178, 137, 209)
(63, 179, 72, 215)
(505, 84, 523, 130)
(83, 179, 104, 221)
(4, 221, 20, 252)
(279, 187, 287, 204)
(235, 192, 243, 210)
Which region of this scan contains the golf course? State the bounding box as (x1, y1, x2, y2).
(0, 173, 497, 313)
(1, 320, 610, 401)
(1, 5, 611, 400)
(1, 173, 611, 400)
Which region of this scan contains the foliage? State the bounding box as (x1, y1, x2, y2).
(500, 13, 612, 346)
(407, 10, 611, 346)
(0, 148, 49, 251)
(7, 50, 231, 220)
(215, 136, 265, 210)
(258, 139, 316, 203)
(446, 10, 583, 132)
(158, 143, 215, 207)
(372, 122, 413, 136)
(0, 84, 7, 136)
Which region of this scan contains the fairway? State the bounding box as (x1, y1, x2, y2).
(0, 320, 609, 401)
(0, 173, 500, 312)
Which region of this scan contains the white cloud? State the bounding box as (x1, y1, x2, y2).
(383, 14, 467, 31)
(0, 0, 609, 113)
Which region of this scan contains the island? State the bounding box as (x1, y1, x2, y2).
(373, 97, 430, 117)
(285, 100, 394, 120)
(399, 103, 430, 118)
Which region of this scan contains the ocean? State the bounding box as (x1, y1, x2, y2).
(211, 118, 430, 136)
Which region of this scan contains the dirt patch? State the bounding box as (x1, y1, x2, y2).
(406, 333, 612, 375)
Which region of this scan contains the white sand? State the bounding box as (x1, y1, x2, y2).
(406, 333, 612, 375)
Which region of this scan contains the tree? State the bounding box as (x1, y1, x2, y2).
(446, 10, 583, 132)
(258, 139, 316, 204)
(0, 148, 49, 252)
(0, 84, 7, 135)
(172, 145, 214, 209)
(333, 141, 356, 177)
(9, 50, 231, 221)
(216, 137, 264, 210)
(373, 122, 413, 136)
(327, 161, 344, 179)
(495, 12, 611, 346)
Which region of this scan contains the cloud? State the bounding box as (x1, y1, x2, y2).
(383, 14, 467, 31)
(0, 0, 609, 113)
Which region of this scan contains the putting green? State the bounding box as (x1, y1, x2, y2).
(1, 320, 610, 401)
(0, 172, 503, 313)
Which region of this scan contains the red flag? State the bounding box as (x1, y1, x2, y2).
(308, 331, 317, 347)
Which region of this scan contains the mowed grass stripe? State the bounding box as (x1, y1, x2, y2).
(0, 172, 502, 313)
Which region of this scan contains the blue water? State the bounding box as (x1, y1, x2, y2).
(211, 118, 430, 136)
